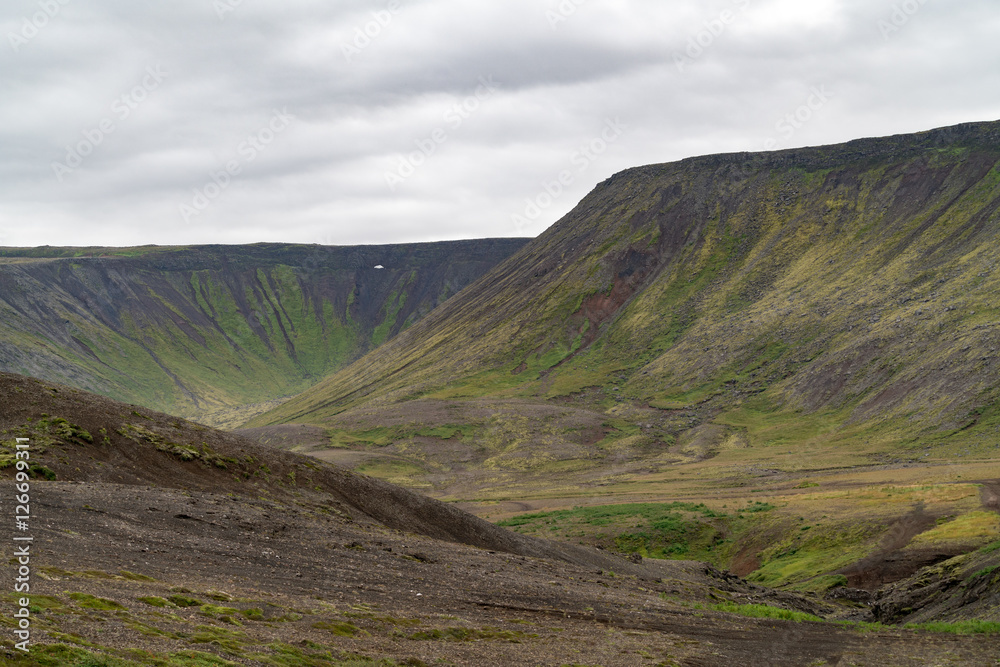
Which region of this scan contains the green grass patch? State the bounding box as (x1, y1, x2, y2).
(167, 594, 203, 608)
(498, 502, 729, 561)
(0, 644, 145, 666)
(137, 596, 169, 608)
(709, 602, 824, 623)
(905, 620, 1000, 635)
(312, 620, 367, 637)
(187, 625, 251, 654)
(910, 511, 1000, 546)
(967, 565, 999, 581)
(199, 604, 242, 624)
(67, 593, 126, 611)
(788, 574, 848, 595)
(746, 520, 884, 588)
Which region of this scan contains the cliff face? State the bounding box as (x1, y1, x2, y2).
(0, 240, 529, 424)
(258, 121, 1000, 453)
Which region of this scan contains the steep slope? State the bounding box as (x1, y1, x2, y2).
(0, 240, 527, 425)
(0, 370, 635, 571)
(244, 122, 1000, 594)
(257, 121, 1000, 450)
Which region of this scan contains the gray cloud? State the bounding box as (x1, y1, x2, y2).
(0, 0, 998, 247)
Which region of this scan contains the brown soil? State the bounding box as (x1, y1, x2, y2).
(1, 372, 998, 665)
(235, 424, 332, 451)
(980, 479, 1000, 512)
(12, 482, 999, 667)
(836, 503, 952, 590)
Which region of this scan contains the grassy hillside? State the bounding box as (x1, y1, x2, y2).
(247, 121, 1000, 590)
(257, 122, 1000, 433)
(0, 240, 528, 425)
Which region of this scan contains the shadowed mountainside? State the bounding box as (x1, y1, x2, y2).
(0, 240, 528, 426)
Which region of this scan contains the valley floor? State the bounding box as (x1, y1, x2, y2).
(2, 481, 998, 666)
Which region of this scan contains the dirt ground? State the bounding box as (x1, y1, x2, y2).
(4, 481, 999, 667)
(1, 372, 999, 665)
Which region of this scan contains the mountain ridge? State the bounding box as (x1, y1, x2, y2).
(240, 121, 1000, 594)
(0, 239, 529, 426)
(255, 119, 1000, 434)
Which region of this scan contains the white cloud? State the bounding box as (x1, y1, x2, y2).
(0, 0, 997, 247)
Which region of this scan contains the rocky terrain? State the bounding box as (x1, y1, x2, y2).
(2, 372, 999, 666)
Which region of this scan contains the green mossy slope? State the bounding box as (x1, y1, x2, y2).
(257, 121, 1000, 448)
(0, 241, 528, 424)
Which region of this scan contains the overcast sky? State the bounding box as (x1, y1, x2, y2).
(1, 0, 998, 248)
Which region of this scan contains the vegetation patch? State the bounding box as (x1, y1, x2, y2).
(241, 607, 265, 620)
(312, 620, 367, 637)
(746, 519, 884, 588)
(168, 594, 204, 608)
(909, 511, 1000, 546)
(118, 424, 236, 469)
(709, 602, 824, 623)
(499, 502, 733, 561)
(187, 625, 252, 653)
(199, 604, 243, 625)
(905, 620, 1000, 635)
(68, 593, 126, 611)
(790, 574, 848, 595)
(137, 596, 170, 608)
(0, 644, 148, 666)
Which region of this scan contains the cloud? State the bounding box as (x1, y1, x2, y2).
(0, 0, 998, 247)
